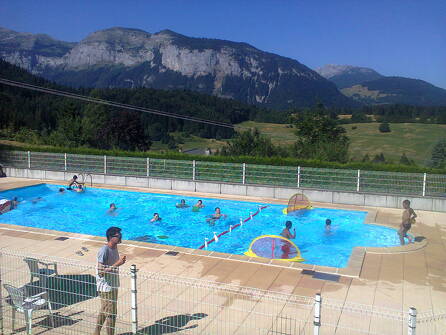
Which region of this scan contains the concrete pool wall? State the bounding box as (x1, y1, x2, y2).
(5, 166, 446, 212)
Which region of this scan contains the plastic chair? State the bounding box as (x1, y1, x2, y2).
(4, 284, 54, 334)
(23, 257, 58, 289)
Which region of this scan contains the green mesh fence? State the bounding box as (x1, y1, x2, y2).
(148, 158, 193, 179)
(66, 153, 104, 174)
(196, 161, 242, 183)
(360, 170, 424, 195)
(426, 174, 446, 197)
(246, 164, 297, 186)
(31, 152, 65, 171)
(107, 156, 147, 177)
(0, 151, 28, 168)
(300, 167, 357, 192)
(1, 150, 445, 198)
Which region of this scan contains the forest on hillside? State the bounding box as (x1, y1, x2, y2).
(0, 59, 272, 151)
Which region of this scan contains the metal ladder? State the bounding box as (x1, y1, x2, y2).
(78, 172, 93, 186)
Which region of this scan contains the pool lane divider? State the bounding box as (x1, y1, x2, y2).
(198, 205, 268, 250)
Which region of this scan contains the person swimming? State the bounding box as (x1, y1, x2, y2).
(67, 175, 79, 190)
(325, 219, 332, 231)
(58, 188, 65, 193)
(281, 221, 296, 239)
(194, 200, 204, 208)
(107, 203, 118, 215)
(206, 207, 226, 225)
(74, 184, 85, 193)
(176, 199, 189, 208)
(150, 213, 162, 223)
(10, 197, 19, 209)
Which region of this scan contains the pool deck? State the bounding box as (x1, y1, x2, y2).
(1, 177, 446, 316)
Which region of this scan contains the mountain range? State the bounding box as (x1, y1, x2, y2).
(0, 26, 354, 110)
(316, 64, 446, 106)
(1, 26, 445, 108)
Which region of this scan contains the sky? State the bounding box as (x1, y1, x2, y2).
(1, 0, 445, 89)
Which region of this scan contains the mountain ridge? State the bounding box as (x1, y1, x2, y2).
(317, 64, 446, 106)
(0, 26, 356, 109)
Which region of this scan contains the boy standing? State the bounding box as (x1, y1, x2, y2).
(398, 200, 417, 245)
(95, 227, 126, 335)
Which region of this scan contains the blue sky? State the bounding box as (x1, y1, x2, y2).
(1, 0, 445, 88)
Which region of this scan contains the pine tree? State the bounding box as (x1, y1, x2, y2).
(430, 139, 446, 168)
(399, 153, 411, 165)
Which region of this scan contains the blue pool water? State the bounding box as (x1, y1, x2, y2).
(0, 184, 400, 267)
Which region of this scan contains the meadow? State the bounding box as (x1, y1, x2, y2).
(236, 121, 446, 166)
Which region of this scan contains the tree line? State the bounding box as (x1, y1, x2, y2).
(0, 59, 266, 151)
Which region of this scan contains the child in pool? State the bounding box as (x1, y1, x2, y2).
(192, 200, 204, 212)
(206, 207, 226, 225)
(150, 213, 162, 223)
(176, 199, 189, 208)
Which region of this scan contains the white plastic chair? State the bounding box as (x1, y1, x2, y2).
(23, 257, 58, 289)
(4, 284, 54, 334)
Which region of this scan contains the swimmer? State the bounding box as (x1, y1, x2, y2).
(150, 213, 162, 223)
(281, 221, 296, 239)
(74, 184, 85, 193)
(194, 200, 205, 208)
(206, 207, 226, 225)
(176, 199, 189, 208)
(10, 197, 19, 209)
(107, 203, 117, 215)
(58, 188, 65, 193)
(325, 219, 332, 231)
(67, 175, 79, 189)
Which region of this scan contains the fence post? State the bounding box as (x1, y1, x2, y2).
(146, 158, 150, 177)
(193, 160, 196, 181)
(130, 264, 138, 334)
(27, 151, 31, 169)
(242, 163, 246, 184)
(422, 173, 426, 197)
(297, 166, 301, 188)
(357, 169, 361, 192)
(408, 307, 416, 335)
(314, 293, 321, 335)
(0, 251, 4, 335)
(64, 153, 67, 171)
(103, 155, 107, 175)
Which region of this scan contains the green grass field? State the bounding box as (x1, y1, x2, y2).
(2, 122, 445, 166)
(236, 121, 446, 166)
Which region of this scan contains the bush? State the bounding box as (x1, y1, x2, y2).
(399, 153, 412, 165)
(13, 128, 41, 145)
(379, 122, 391, 133)
(372, 153, 386, 163)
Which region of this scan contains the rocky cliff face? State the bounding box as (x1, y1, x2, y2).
(0, 26, 355, 109)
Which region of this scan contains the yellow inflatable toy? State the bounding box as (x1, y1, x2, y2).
(282, 193, 312, 215)
(245, 235, 304, 262)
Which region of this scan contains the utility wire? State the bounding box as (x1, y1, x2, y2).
(0, 78, 295, 139)
(0, 78, 240, 129)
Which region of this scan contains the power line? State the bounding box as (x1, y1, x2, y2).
(0, 78, 238, 129)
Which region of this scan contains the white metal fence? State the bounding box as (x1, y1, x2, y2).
(1, 150, 445, 198)
(1, 249, 445, 334)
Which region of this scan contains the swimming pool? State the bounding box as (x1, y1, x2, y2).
(0, 184, 401, 267)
